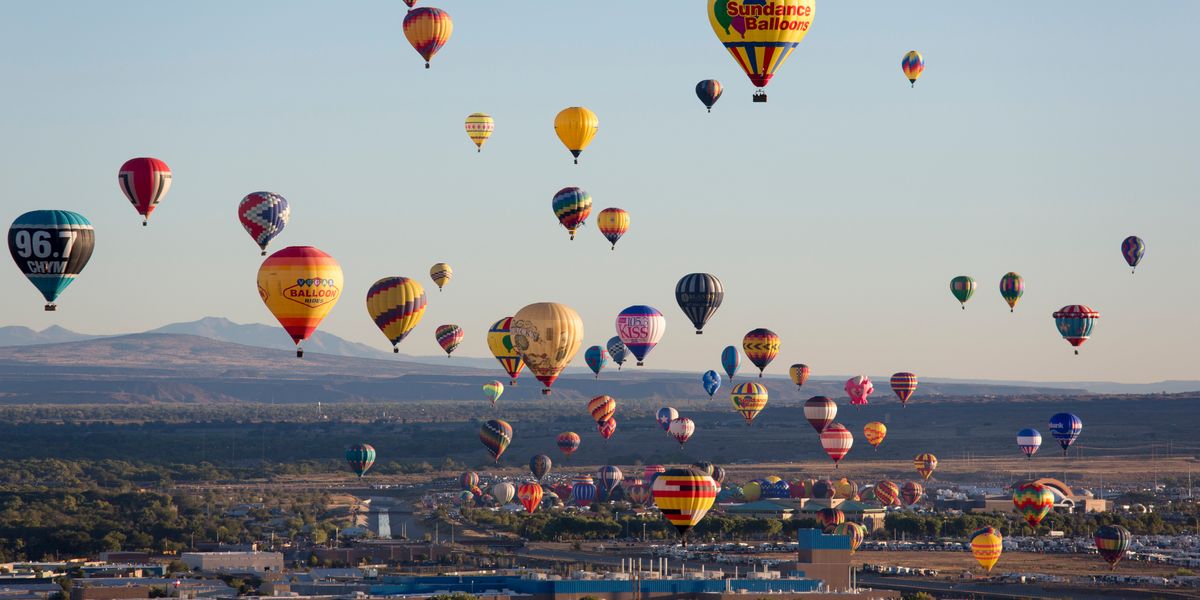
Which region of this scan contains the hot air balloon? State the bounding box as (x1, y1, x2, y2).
(804, 396, 837, 433)
(464, 113, 494, 153)
(572, 475, 597, 507)
(402, 0, 417, 9)
(1000, 272, 1024, 312)
(971, 526, 999, 542)
(460, 471, 479, 490)
(588, 395, 616, 424)
(585, 346, 609, 378)
(874, 480, 900, 506)
(707, 0, 816, 102)
(950, 276, 976, 309)
(656, 407, 679, 431)
(834, 522, 865, 553)
(1121, 236, 1145, 273)
(429, 263, 452, 291)
(554, 106, 598, 164)
(691, 462, 715, 477)
(458, 491, 474, 506)
(237, 192, 290, 255)
(730, 382, 768, 425)
(615, 305, 666, 366)
(487, 317, 526, 384)
(863, 422, 887, 451)
(702, 370, 722, 397)
(651, 468, 718, 546)
(834, 478, 859, 500)
(518, 482, 543, 514)
(695, 79, 723, 112)
(556, 432, 580, 457)
(742, 329, 780, 376)
(1053, 305, 1100, 355)
(821, 423, 853, 467)
(643, 464, 666, 484)
(972, 530, 1003, 572)
(888, 372, 917, 406)
(8, 210, 95, 311)
(480, 419, 512, 462)
(435, 324, 464, 356)
(812, 479, 835, 499)
(845, 375, 874, 407)
(118, 157, 172, 226)
(1017, 428, 1041, 459)
(551, 187, 592, 240)
(668, 417, 696, 448)
(625, 483, 652, 506)
(492, 482, 516, 505)
(742, 481, 763, 502)
(913, 453, 938, 481)
(712, 466, 726, 485)
(367, 277, 426, 353)
(901, 50, 924, 87)
(675, 273, 724, 334)
(529, 454, 552, 481)
(597, 208, 629, 250)
(789, 364, 810, 388)
(721, 346, 741, 379)
(259, 247, 343, 357)
(482, 381, 504, 408)
(345, 444, 376, 478)
(597, 465, 624, 495)
(900, 481, 924, 506)
(1095, 524, 1131, 570)
(597, 417, 617, 441)
(402, 7, 452, 68)
(1048, 413, 1082, 454)
(1013, 482, 1054, 529)
(511, 302, 584, 395)
(607, 336, 628, 370)
(816, 507, 844, 529)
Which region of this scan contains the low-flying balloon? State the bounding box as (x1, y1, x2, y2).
(556, 432, 580, 457)
(367, 277, 426, 353)
(572, 475, 597, 507)
(238, 192, 290, 255)
(554, 106, 598, 164)
(1000, 272, 1024, 312)
(821, 423, 853, 467)
(950, 275, 976, 309)
(597, 208, 629, 250)
(518, 482, 543, 514)
(695, 79, 723, 112)
(588, 395, 616, 424)
(863, 422, 887, 451)
(529, 454, 552, 480)
(1121, 236, 1145, 273)
(845, 375, 874, 407)
(585, 346, 609, 378)
(615, 305, 666, 366)
(8, 210, 95, 311)
(972, 530, 1003, 572)
(551, 187, 592, 240)
(874, 480, 900, 506)
(1017, 428, 1042, 459)
(460, 471, 479, 490)
(789, 364, 810, 388)
(656, 407, 679, 431)
(901, 50, 924, 87)
(721, 346, 741, 379)
(118, 157, 172, 226)
(913, 453, 938, 481)
(1095, 525, 1131, 570)
(480, 419, 512, 462)
(598, 417, 617, 440)
(345, 444, 376, 478)
(435, 324, 464, 357)
(511, 302, 584, 395)
(1053, 305, 1099, 355)
(597, 465, 624, 496)
(1013, 482, 1054, 529)
(402, 7, 452, 68)
(482, 381, 504, 408)
(492, 482, 516, 505)
(742, 329, 780, 376)
(1048, 412, 1082, 454)
(464, 113, 494, 152)
(607, 336, 628, 369)
(668, 417, 696, 448)
(702, 370, 722, 397)
(804, 396, 837, 433)
(817, 507, 844, 529)
(730, 382, 768, 425)
(900, 481, 924, 506)
(889, 372, 917, 406)
(651, 468, 718, 546)
(834, 522, 865, 553)
(675, 273, 724, 334)
(259, 247, 343, 357)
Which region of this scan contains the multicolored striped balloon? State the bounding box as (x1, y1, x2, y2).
(1013, 482, 1054, 529)
(429, 263, 452, 291)
(459, 471, 479, 490)
(707, 0, 816, 102)
(901, 50, 924, 87)
(972, 531, 1003, 572)
(597, 417, 617, 441)
(585, 346, 609, 378)
(615, 305, 666, 365)
(345, 443, 376, 478)
(1095, 524, 1131, 570)
(913, 453, 938, 481)
(402, 7, 452, 68)
(551, 187, 592, 240)
(464, 113, 494, 152)
(259, 246, 344, 356)
(624, 483, 652, 507)
(742, 328, 780, 376)
(900, 481, 924, 506)
(695, 79, 723, 112)
(804, 396, 836, 433)
(1017, 428, 1041, 458)
(367, 277, 427, 353)
(587, 395, 616, 424)
(651, 468, 719, 543)
(730, 382, 769, 425)
(834, 522, 866, 553)
(238, 192, 290, 255)
(518, 482, 543, 514)
(890, 372, 918, 406)
(817, 507, 844, 529)
(479, 419, 512, 462)
(596, 465, 624, 495)
(556, 431, 580, 456)
(435, 324, 464, 356)
(820, 423, 853, 467)
(572, 475, 597, 507)
(874, 480, 900, 506)
(482, 381, 503, 408)
(1053, 305, 1099, 355)
(999, 272, 1024, 312)
(950, 275, 976, 309)
(118, 157, 172, 225)
(597, 208, 629, 250)
(487, 317, 525, 384)
(1121, 236, 1145, 273)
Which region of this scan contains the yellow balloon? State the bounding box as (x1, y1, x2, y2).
(257, 246, 344, 357)
(366, 276, 427, 352)
(429, 263, 453, 291)
(972, 532, 1003, 572)
(464, 113, 494, 152)
(554, 107, 598, 164)
(707, 0, 816, 102)
(864, 422, 887, 449)
(510, 302, 584, 395)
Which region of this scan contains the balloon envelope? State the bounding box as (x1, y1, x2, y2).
(1013, 482, 1054, 529)
(721, 346, 741, 379)
(487, 317, 526, 384)
(345, 444, 376, 478)
(259, 247, 343, 354)
(675, 273, 724, 333)
(552, 187, 592, 240)
(845, 375, 874, 406)
(707, 0, 816, 99)
(913, 453, 938, 481)
(863, 422, 887, 449)
(585, 346, 609, 377)
(556, 432, 580, 456)
(1000, 272, 1024, 312)
(435, 324, 464, 356)
(529, 454, 552, 480)
(588, 395, 617, 424)
(554, 107, 599, 163)
(403, 7, 452, 67)
(1053, 305, 1099, 354)
(651, 468, 719, 541)
(804, 396, 837, 433)
(950, 275, 976, 308)
(730, 382, 769, 425)
(8, 210, 95, 309)
(901, 50, 925, 85)
(607, 336, 629, 368)
(695, 79, 723, 112)
(482, 381, 504, 407)
(1017, 428, 1042, 458)
(1048, 412, 1082, 454)
(789, 364, 810, 387)
(367, 277, 426, 352)
(656, 407, 679, 431)
(615, 305, 666, 365)
(518, 482, 543, 514)
(820, 423, 853, 465)
(669, 417, 696, 447)
(429, 263, 453, 291)
(702, 370, 722, 397)
(238, 192, 290, 255)
(597, 208, 629, 249)
(118, 157, 172, 224)
(889, 372, 917, 405)
(972, 532, 1003, 572)
(1095, 524, 1131, 569)
(742, 329, 780, 376)
(511, 302, 584, 394)
(1121, 236, 1145, 271)
(464, 113, 494, 152)
(480, 419, 513, 462)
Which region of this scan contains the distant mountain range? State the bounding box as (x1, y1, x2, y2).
(0, 317, 1197, 398)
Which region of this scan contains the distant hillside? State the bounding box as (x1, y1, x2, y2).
(0, 325, 100, 346)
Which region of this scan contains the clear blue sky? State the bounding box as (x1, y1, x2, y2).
(2, 2, 1197, 382)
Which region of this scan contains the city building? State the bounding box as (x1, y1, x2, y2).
(180, 552, 283, 573)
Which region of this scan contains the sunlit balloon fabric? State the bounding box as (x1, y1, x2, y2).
(488, 317, 526, 384)
(1121, 235, 1145, 273)
(873, 480, 899, 506)
(950, 275, 976, 309)
(708, 0, 816, 101)
(588, 395, 616, 424)
(597, 417, 617, 441)
(1053, 305, 1099, 355)
(820, 423, 853, 466)
(721, 345, 741, 379)
(492, 482, 516, 505)
(403, 7, 452, 68)
(889, 372, 917, 406)
(482, 381, 503, 408)
(913, 453, 938, 481)
(118, 157, 172, 226)
(8, 210, 95, 310)
(1017, 428, 1042, 458)
(1048, 412, 1082, 454)
(730, 382, 768, 425)
(972, 531, 1003, 572)
(596, 208, 629, 250)
(803, 396, 836, 433)
(554, 106, 598, 164)
(464, 113, 494, 152)
(817, 507, 844, 529)
(675, 273, 724, 334)
(695, 79, 723, 112)
(1013, 482, 1054, 529)
(900, 481, 924, 506)
(572, 475, 597, 507)
(367, 277, 427, 353)
(429, 263, 452, 291)
(863, 422, 887, 450)
(556, 431, 580, 456)
(460, 471, 479, 490)
(1095, 525, 1131, 570)
(789, 364, 810, 388)
(702, 370, 722, 397)
(669, 417, 696, 447)
(656, 407, 679, 431)
(345, 443, 376, 478)
(834, 523, 865, 553)
(999, 272, 1024, 312)
(511, 302, 584, 395)
(585, 346, 609, 377)
(238, 192, 290, 256)
(845, 375, 874, 406)
(258, 246, 344, 357)
(651, 468, 719, 543)
(435, 324, 464, 356)
(480, 419, 512, 462)
(615, 305, 666, 365)
(901, 50, 924, 87)
(551, 187, 592, 240)
(742, 328, 780, 376)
